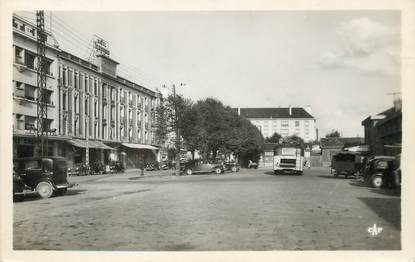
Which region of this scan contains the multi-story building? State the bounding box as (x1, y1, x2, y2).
(235, 106, 318, 142)
(12, 14, 162, 169)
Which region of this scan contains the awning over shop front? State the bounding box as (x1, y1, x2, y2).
(121, 143, 159, 150)
(67, 139, 114, 150)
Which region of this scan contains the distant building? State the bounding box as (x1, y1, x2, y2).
(361, 99, 402, 156)
(320, 137, 365, 167)
(234, 106, 317, 142)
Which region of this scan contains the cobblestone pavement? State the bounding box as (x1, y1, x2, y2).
(13, 167, 401, 251)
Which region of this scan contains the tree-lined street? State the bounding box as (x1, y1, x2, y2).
(13, 168, 400, 251)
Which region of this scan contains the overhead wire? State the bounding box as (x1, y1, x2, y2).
(15, 11, 163, 89)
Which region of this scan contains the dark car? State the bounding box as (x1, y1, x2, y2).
(331, 151, 361, 178)
(13, 156, 72, 199)
(181, 160, 225, 175)
(223, 161, 240, 172)
(363, 155, 400, 188)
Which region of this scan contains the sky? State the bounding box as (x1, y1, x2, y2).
(17, 11, 401, 137)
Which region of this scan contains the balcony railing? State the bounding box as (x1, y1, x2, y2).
(102, 97, 108, 105)
(110, 120, 115, 127)
(102, 119, 107, 125)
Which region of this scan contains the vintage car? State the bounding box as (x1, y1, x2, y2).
(13, 157, 72, 199)
(223, 161, 240, 172)
(181, 160, 225, 175)
(331, 151, 362, 178)
(363, 155, 401, 188)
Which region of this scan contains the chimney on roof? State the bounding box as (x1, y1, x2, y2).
(393, 97, 402, 112)
(238, 107, 241, 116)
(289, 105, 292, 116)
(304, 105, 312, 115)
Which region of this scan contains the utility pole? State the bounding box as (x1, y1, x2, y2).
(162, 83, 185, 175)
(36, 10, 48, 156)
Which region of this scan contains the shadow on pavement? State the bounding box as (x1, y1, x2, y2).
(358, 197, 401, 230)
(318, 175, 348, 179)
(13, 189, 87, 202)
(368, 188, 401, 197)
(65, 189, 88, 196)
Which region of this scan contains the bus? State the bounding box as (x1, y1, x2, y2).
(273, 145, 304, 175)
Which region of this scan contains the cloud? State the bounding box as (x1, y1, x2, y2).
(319, 17, 400, 75)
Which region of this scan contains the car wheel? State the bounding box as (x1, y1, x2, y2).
(231, 166, 237, 172)
(36, 181, 54, 198)
(186, 169, 192, 175)
(371, 175, 383, 188)
(215, 168, 222, 174)
(334, 172, 339, 177)
(274, 170, 279, 175)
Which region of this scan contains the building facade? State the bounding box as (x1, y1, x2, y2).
(361, 99, 402, 156)
(235, 107, 318, 142)
(12, 14, 162, 169)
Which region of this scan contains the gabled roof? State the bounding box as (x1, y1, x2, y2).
(234, 108, 314, 119)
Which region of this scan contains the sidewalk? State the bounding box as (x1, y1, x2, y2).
(68, 168, 177, 184)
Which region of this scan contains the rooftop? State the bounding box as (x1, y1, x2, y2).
(234, 107, 314, 119)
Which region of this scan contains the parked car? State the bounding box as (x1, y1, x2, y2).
(223, 161, 240, 172)
(90, 162, 105, 175)
(145, 162, 159, 171)
(331, 151, 362, 178)
(247, 160, 258, 169)
(13, 157, 72, 199)
(109, 161, 125, 173)
(363, 155, 401, 188)
(181, 160, 225, 175)
(159, 161, 171, 170)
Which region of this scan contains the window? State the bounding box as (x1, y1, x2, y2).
(74, 72, 78, 89)
(137, 129, 141, 139)
(84, 76, 88, 93)
(24, 116, 36, 130)
(138, 112, 141, 122)
(24, 85, 36, 101)
(305, 120, 309, 127)
(62, 93, 67, 110)
(24, 51, 36, 69)
(85, 97, 89, 116)
(43, 59, 52, 75)
(63, 67, 67, 86)
(16, 114, 24, 130)
(94, 80, 98, 95)
(68, 70, 73, 86)
(74, 95, 79, 114)
(94, 101, 98, 118)
(145, 131, 148, 140)
(13, 19, 18, 28)
(15, 46, 23, 64)
(281, 121, 289, 127)
(145, 113, 148, 123)
(129, 128, 132, 139)
(19, 23, 25, 31)
(295, 121, 300, 127)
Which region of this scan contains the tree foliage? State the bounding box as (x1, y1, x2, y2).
(265, 132, 282, 143)
(325, 129, 341, 138)
(155, 96, 264, 165)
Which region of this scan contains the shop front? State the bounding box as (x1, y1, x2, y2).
(120, 143, 159, 169)
(66, 139, 115, 168)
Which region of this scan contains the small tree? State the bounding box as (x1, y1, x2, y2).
(326, 130, 341, 138)
(265, 132, 282, 143)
